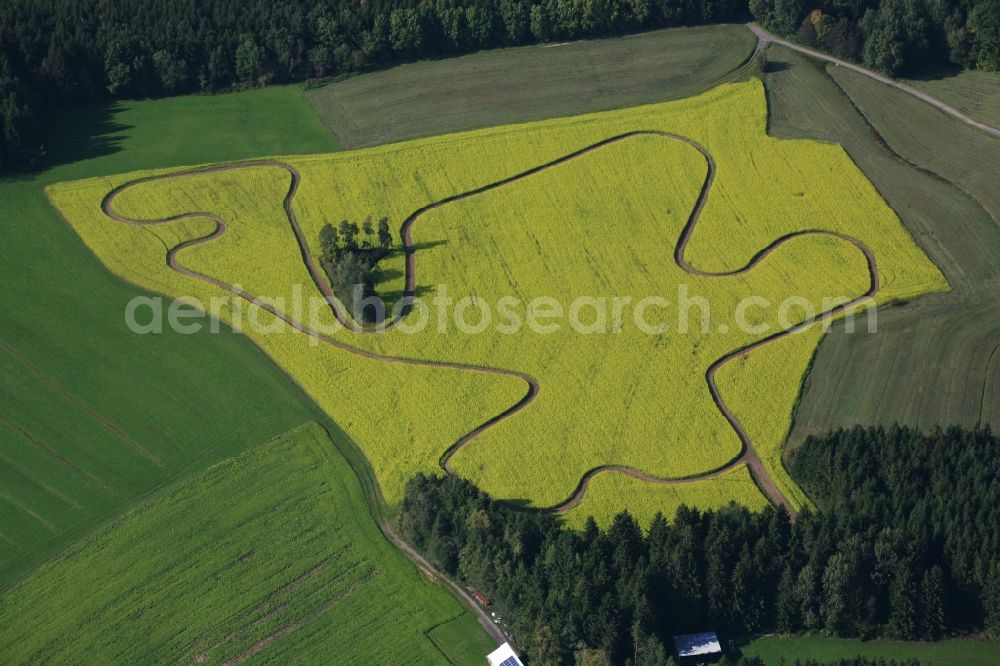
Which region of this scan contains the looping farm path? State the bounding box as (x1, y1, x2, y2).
(101, 131, 881, 518)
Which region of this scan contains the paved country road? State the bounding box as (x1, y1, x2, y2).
(747, 22, 1000, 140)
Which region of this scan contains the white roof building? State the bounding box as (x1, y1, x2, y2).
(673, 631, 722, 659)
(486, 642, 524, 666)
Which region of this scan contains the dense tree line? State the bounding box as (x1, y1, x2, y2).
(791, 424, 1000, 637)
(0, 0, 748, 170)
(397, 425, 999, 664)
(750, 0, 999, 74)
(1, 0, 995, 167)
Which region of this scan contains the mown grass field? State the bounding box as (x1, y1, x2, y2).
(0, 84, 494, 659)
(762, 47, 1000, 449)
(906, 68, 1000, 128)
(51, 80, 945, 521)
(304, 23, 756, 148)
(0, 86, 339, 588)
(834, 67, 1000, 223)
(0, 422, 495, 664)
(427, 613, 499, 664)
(743, 634, 1000, 665)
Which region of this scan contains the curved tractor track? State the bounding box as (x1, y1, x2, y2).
(101, 131, 880, 518)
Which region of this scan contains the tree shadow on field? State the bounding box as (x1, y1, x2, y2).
(375, 240, 448, 288)
(1, 104, 131, 188)
(499, 498, 564, 516)
(383, 239, 449, 258)
(905, 62, 964, 83)
(374, 239, 449, 302)
(0, 102, 130, 183)
(409, 239, 448, 252)
(376, 267, 404, 283)
(377, 283, 435, 306)
(34, 102, 131, 173)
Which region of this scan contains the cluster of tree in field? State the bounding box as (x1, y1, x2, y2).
(0, 0, 749, 170)
(750, 0, 1000, 75)
(396, 425, 999, 664)
(318, 217, 393, 319)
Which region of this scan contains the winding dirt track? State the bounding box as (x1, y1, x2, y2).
(101, 131, 879, 518)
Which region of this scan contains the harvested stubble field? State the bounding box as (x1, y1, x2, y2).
(304, 23, 757, 148)
(49, 80, 945, 523)
(906, 68, 1000, 129)
(0, 422, 493, 664)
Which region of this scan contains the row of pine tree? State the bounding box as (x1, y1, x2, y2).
(397, 425, 1000, 664)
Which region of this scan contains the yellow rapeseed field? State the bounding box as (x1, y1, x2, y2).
(49, 80, 946, 522)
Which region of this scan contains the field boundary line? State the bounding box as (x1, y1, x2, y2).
(978, 341, 1000, 428)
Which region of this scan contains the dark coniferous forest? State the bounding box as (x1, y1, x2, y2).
(1, 0, 747, 169)
(1, 0, 998, 170)
(750, 0, 998, 74)
(397, 425, 1000, 664)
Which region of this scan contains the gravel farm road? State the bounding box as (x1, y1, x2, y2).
(747, 22, 1000, 140)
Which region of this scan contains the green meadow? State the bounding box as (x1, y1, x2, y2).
(0, 423, 495, 664)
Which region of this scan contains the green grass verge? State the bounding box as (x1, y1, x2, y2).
(0, 422, 483, 665)
(762, 47, 1000, 449)
(743, 634, 1000, 665)
(304, 23, 756, 148)
(906, 68, 1000, 129)
(0, 85, 338, 587)
(427, 613, 500, 665)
